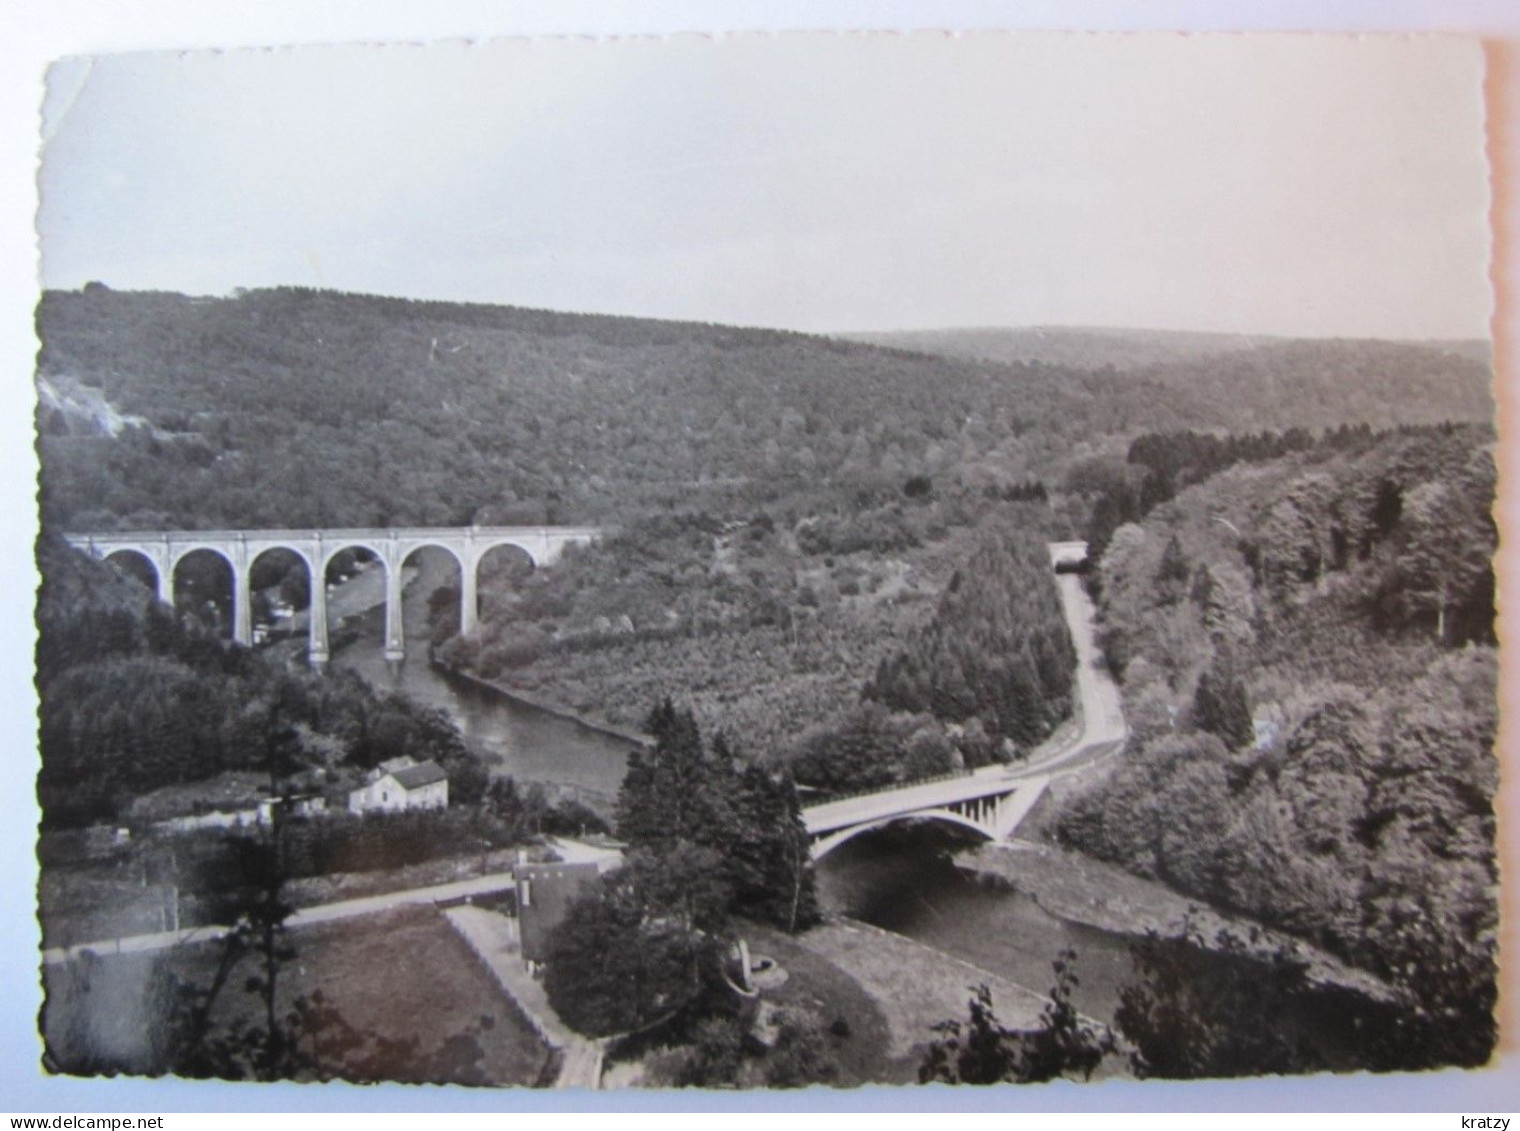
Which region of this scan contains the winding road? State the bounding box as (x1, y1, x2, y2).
(1016, 564, 1128, 776)
(802, 543, 1127, 842)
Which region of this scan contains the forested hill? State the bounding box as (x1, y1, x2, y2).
(1055, 423, 1498, 1068)
(32, 287, 1163, 531)
(841, 326, 1270, 371)
(844, 327, 1492, 427)
(1120, 338, 1494, 429)
(36, 286, 1492, 532)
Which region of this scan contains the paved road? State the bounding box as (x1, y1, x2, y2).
(802, 545, 1127, 834)
(41, 837, 620, 967)
(1014, 570, 1128, 776)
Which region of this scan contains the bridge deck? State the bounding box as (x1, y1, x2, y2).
(67, 525, 603, 544)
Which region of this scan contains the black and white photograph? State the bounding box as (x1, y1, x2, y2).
(21, 24, 1507, 1098)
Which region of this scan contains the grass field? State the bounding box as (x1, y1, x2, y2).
(38, 867, 176, 949)
(42, 905, 550, 1087)
(737, 920, 915, 1086)
(789, 916, 1052, 1065)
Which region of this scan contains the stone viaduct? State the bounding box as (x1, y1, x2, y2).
(64, 526, 601, 665)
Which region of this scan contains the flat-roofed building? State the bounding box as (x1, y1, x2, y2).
(515, 860, 602, 966)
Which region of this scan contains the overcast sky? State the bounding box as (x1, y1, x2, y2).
(37, 32, 1492, 338)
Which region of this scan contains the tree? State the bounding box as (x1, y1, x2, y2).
(542, 847, 728, 1038)
(158, 832, 483, 1084)
(1191, 662, 1253, 751)
(792, 702, 907, 793)
(764, 1010, 841, 1088)
(860, 525, 1076, 756)
(623, 843, 734, 936)
(728, 764, 821, 933)
(1116, 920, 1338, 1079)
(1258, 473, 1335, 590)
(671, 1015, 747, 1087)
(616, 699, 735, 851)
(919, 950, 1115, 1084)
(619, 703, 821, 933)
(1194, 560, 1255, 648)
(555, 699, 828, 1040)
(1397, 452, 1497, 645)
(1154, 534, 1190, 604)
(903, 474, 934, 499)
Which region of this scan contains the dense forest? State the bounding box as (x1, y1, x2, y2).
(1053, 424, 1499, 1068)
(784, 525, 1075, 793)
(1076, 423, 1391, 562)
(862, 530, 1074, 749)
(35, 286, 1168, 531)
(33, 285, 1503, 1082)
(36, 536, 485, 828)
(442, 492, 1068, 789)
(848, 325, 1491, 409)
(37, 285, 1497, 803)
(37, 287, 1492, 533)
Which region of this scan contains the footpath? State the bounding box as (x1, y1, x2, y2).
(41, 868, 520, 966)
(442, 905, 604, 1090)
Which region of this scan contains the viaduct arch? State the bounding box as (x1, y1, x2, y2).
(67, 526, 600, 665)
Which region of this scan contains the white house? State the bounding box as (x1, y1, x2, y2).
(348, 758, 449, 814)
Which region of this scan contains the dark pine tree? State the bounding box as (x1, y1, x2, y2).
(728, 764, 821, 933)
(1192, 663, 1254, 751)
(1155, 534, 1190, 605)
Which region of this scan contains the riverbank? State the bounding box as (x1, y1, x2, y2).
(956, 839, 1398, 1005)
(431, 659, 652, 748)
(324, 544, 648, 749)
(787, 915, 1129, 1084)
(795, 916, 1048, 1058)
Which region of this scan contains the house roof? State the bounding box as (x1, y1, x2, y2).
(388, 760, 449, 790)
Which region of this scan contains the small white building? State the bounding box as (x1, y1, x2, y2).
(348, 758, 449, 814)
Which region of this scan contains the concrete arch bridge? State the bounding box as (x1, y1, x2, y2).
(64, 525, 600, 665)
(804, 771, 1051, 861)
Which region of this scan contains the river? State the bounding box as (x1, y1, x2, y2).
(814, 823, 1137, 1023)
(319, 561, 1389, 1059)
(327, 552, 633, 807)
(322, 553, 1140, 1018)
